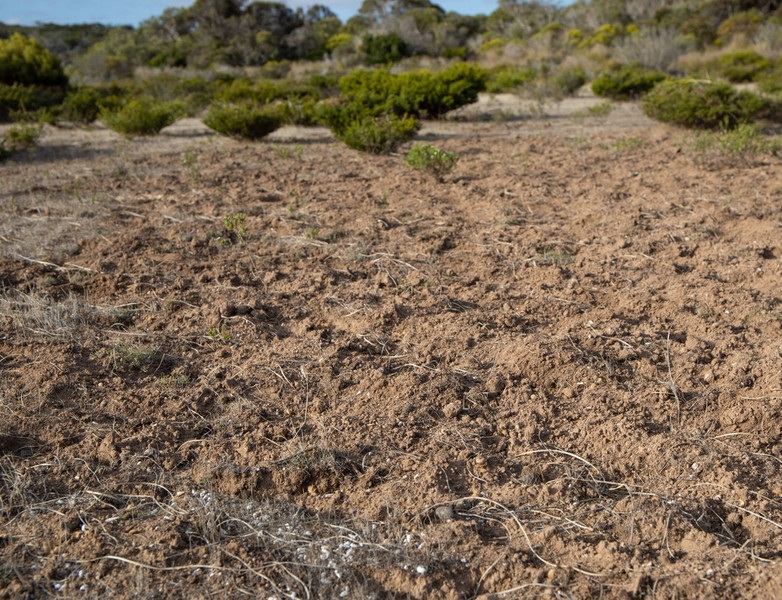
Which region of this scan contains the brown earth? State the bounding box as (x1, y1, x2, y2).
(1, 94, 781, 599)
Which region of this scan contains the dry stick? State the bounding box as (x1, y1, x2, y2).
(662, 509, 675, 559)
(483, 582, 558, 598)
(13, 253, 94, 273)
(665, 330, 681, 428)
(513, 449, 602, 477)
(430, 496, 605, 578)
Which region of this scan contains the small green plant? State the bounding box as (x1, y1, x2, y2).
(183, 151, 200, 179)
(203, 102, 285, 140)
(693, 123, 779, 165)
(305, 227, 319, 239)
(220, 213, 247, 244)
(274, 143, 303, 159)
(103, 344, 166, 371)
(611, 136, 646, 152)
(207, 323, 232, 342)
(101, 98, 177, 136)
(405, 144, 459, 181)
(643, 79, 769, 129)
(592, 64, 666, 100)
(3, 123, 42, 153)
(576, 101, 613, 118)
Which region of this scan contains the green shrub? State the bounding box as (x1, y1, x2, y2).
(203, 102, 285, 140)
(4, 123, 42, 152)
(101, 98, 178, 136)
(362, 32, 409, 65)
(338, 63, 486, 119)
(592, 64, 666, 100)
(216, 78, 284, 104)
(715, 50, 772, 83)
(553, 66, 588, 96)
(486, 66, 538, 93)
(643, 79, 769, 129)
(321, 104, 419, 154)
(0, 122, 42, 160)
(757, 63, 782, 95)
(0, 33, 67, 87)
(278, 98, 320, 126)
(61, 87, 102, 124)
(0, 34, 67, 122)
(0, 83, 66, 122)
(411, 63, 486, 118)
(693, 123, 779, 163)
(406, 144, 459, 181)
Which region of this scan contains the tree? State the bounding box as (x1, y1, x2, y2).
(0, 33, 67, 86)
(358, 0, 445, 31)
(488, 0, 558, 39)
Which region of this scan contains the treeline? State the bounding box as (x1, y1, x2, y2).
(2, 0, 782, 83)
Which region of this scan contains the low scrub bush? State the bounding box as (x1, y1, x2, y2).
(406, 144, 459, 181)
(715, 50, 772, 83)
(61, 87, 102, 124)
(101, 98, 178, 136)
(486, 67, 538, 93)
(4, 123, 42, 151)
(552, 66, 588, 96)
(0, 122, 43, 161)
(203, 102, 285, 140)
(0, 83, 66, 122)
(643, 79, 769, 129)
(320, 104, 419, 154)
(338, 63, 486, 119)
(592, 64, 666, 100)
(757, 64, 782, 95)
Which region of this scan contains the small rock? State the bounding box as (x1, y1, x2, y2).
(701, 369, 715, 384)
(487, 376, 506, 396)
(443, 401, 462, 419)
(435, 505, 454, 522)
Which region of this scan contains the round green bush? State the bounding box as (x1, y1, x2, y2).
(0, 33, 67, 87)
(716, 50, 772, 83)
(406, 143, 459, 181)
(642, 79, 769, 129)
(203, 103, 285, 140)
(339, 113, 419, 154)
(486, 66, 538, 94)
(592, 64, 666, 100)
(320, 102, 419, 154)
(101, 98, 178, 136)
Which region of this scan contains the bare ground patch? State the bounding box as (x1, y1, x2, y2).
(1, 96, 782, 598)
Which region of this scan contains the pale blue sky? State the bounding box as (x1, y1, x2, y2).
(0, 1, 507, 27)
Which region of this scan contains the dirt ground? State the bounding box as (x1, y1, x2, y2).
(1, 93, 781, 599)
